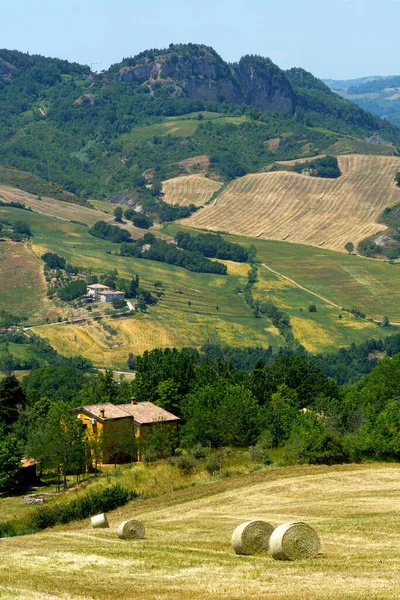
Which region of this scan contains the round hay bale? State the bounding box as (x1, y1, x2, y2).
(91, 513, 109, 529)
(231, 520, 274, 555)
(269, 522, 321, 561)
(117, 520, 145, 540)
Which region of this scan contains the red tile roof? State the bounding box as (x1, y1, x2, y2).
(78, 402, 179, 425)
(116, 402, 180, 425)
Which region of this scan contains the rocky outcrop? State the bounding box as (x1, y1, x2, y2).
(117, 45, 295, 113)
(234, 55, 294, 112)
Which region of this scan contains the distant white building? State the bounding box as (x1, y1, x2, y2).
(99, 290, 125, 303)
(87, 284, 111, 299)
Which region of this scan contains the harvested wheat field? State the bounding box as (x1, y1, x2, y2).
(184, 154, 400, 251)
(162, 174, 223, 207)
(1, 463, 400, 599)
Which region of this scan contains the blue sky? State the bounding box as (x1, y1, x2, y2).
(1, 0, 399, 79)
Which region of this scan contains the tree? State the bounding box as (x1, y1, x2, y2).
(128, 275, 139, 299)
(114, 206, 123, 222)
(344, 242, 354, 254)
(0, 374, 27, 428)
(12, 221, 32, 237)
(381, 315, 390, 328)
(261, 384, 299, 447)
(23, 365, 88, 405)
(127, 353, 136, 371)
(102, 420, 138, 466)
(395, 172, 400, 187)
(0, 429, 22, 488)
(308, 304, 317, 313)
(26, 402, 86, 491)
(41, 252, 66, 269)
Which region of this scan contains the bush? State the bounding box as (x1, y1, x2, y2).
(191, 444, 208, 460)
(205, 451, 224, 475)
(249, 445, 272, 465)
(174, 454, 197, 474)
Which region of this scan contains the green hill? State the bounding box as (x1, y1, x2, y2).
(1, 45, 399, 201)
(324, 74, 400, 127)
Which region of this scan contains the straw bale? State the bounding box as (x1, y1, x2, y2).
(117, 520, 145, 540)
(269, 522, 321, 561)
(231, 520, 274, 555)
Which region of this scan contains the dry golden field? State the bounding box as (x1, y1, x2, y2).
(0, 184, 112, 227)
(162, 174, 223, 207)
(184, 154, 400, 251)
(0, 463, 399, 599)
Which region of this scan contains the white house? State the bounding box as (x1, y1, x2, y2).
(87, 284, 111, 299)
(99, 290, 125, 303)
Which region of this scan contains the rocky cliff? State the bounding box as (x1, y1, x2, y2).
(114, 44, 295, 113)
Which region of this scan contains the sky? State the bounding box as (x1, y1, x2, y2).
(1, 0, 399, 80)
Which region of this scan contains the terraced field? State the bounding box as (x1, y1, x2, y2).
(184, 154, 400, 251)
(162, 174, 222, 207)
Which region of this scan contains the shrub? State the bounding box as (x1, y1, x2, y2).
(191, 444, 208, 460)
(205, 451, 224, 475)
(249, 445, 272, 465)
(174, 454, 197, 474)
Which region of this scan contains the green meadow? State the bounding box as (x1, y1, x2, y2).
(0, 203, 397, 368)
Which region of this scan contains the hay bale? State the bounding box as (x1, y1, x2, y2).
(269, 522, 321, 561)
(117, 520, 145, 540)
(231, 520, 274, 555)
(91, 513, 109, 529)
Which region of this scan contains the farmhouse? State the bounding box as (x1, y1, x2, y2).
(76, 400, 180, 463)
(99, 290, 125, 303)
(87, 283, 111, 299)
(86, 284, 125, 303)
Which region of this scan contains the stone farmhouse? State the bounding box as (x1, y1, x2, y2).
(87, 283, 125, 303)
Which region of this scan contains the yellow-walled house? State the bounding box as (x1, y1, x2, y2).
(76, 400, 179, 463)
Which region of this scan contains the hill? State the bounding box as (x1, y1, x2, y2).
(324, 75, 400, 127)
(0, 463, 399, 599)
(1, 45, 399, 202)
(182, 154, 400, 251)
(1, 193, 397, 368)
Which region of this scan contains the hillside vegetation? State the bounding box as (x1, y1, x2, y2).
(1, 45, 400, 202)
(184, 154, 400, 251)
(0, 463, 399, 599)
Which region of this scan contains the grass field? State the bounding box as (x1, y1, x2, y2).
(0, 463, 399, 599)
(164, 223, 400, 323)
(120, 113, 248, 150)
(162, 174, 223, 207)
(2, 198, 399, 367)
(183, 154, 400, 251)
(0, 240, 59, 323)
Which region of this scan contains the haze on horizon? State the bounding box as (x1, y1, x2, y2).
(1, 0, 399, 80)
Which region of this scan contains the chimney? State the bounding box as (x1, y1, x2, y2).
(99, 408, 105, 418)
(131, 396, 137, 405)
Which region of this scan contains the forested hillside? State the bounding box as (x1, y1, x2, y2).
(325, 74, 400, 127)
(1, 45, 399, 201)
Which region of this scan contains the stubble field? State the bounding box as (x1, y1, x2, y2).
(183, 154, 400, 251)
(0, 463, 399, 599)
